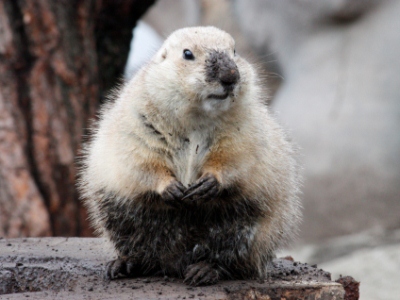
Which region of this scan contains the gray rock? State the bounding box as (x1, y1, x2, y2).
(0, 238, 345, 299)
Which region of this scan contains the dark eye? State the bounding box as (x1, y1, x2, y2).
(234, 49, 236, 56)
(183, 49, 195, 60)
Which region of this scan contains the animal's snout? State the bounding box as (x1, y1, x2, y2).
(219, 66, 239, 89)
(205, 50, 240, 90)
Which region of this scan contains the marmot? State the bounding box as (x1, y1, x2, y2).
(79, 26, 301, 286)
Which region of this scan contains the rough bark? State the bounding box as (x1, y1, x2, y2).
(0, 0, 156, 237)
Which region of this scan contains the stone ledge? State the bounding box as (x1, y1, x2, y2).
(0, 238, 347, 299)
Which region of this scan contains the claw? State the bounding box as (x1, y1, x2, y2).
(184, 177, 208, 196)
(198, 185, 219, 201)
(161, 180, 186, 207)
(184, 263, 202, 283)
(183, 174, 220, 203)
(105, 258, 127, 279)
(105, 257, 141, 280)
(184, 262, 219, 286)
(201, 271, 219, 285)
(182, 190, 199, 201)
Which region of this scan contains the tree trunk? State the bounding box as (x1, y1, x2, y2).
(0, 0, 156, 237)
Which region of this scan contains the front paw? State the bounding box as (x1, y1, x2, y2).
(161, 180, 186, 208)
(105, 257, 141, 279)
(182, 173, 220, 203)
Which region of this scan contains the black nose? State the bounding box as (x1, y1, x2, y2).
(219, 68, 239, 89)
(205, 50, 240, 89)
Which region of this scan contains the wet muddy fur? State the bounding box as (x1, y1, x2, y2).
(100, 188, 273, 285)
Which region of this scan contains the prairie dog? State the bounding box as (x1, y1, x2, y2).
(79, 26, 301, 286)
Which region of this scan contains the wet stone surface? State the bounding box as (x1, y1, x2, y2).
(0, 238, 347, 299)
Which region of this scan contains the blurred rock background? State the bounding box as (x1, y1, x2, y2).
(1, 1, 399, 299)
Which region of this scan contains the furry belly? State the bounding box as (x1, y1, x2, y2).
(100, 191, 261, 277)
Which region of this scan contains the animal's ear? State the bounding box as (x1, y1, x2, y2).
(154, 48, 167, 63)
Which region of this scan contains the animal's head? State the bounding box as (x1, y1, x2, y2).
(144, 27, 255, 118)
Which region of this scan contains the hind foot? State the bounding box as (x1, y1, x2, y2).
(105, 257, 141, 279)
(184, 261, 219, 286)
